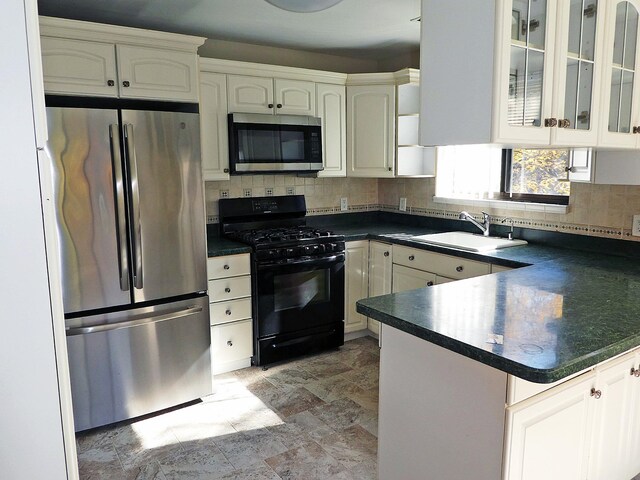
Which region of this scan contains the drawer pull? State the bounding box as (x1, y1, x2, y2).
(456, 265, 464, 272)
(225, 309, 232, 316)
(426, 281, 434, 287)
(631, 367, 640, 377)
(408, 255, 415, 261)
(223, 264, 230, 270)
(384, 251, 389, 257)
(225, 287, 231, 293)
(590, 388, 602, 399)
(227, 340, 233, 347)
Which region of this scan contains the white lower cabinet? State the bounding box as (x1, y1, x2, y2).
(344, 241, 369, 333)
(367, 241, 392, 335)
(392, 264, 435, 292)
(207, 253, 253, 377)
(503, 372, 596, 480)
(504, 350, 640, 480)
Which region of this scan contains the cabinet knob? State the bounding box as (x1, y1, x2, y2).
(276, 103, 282, 109)
(225, 287, 231, 293)
(107, 80, 115, 87)
(634, 126, 640, 134)
(383, 251, 389, 257)
(223, 264, 230, 270)
(456, 265, 464, 272)
(590, 388, 602, 399)
(122, 80, 130, 88)
(408, 255, 415, 261)
(227, 340, 233, 347)
(544, 117, 558, 127)
(426, 281, 434, 286)
(225, 309, 232, 316)
(631, 367, 640, 377)
(223, 168, 230, 173)
(388, 167, 392, 171)
(558, 119, 571, 128)
(268, 103, 274, 108)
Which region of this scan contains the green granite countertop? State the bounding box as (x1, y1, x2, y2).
(307, 217, 640, 384)
(207, 234, 252, 257)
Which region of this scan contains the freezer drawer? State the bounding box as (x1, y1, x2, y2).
(66, 296, 211, 431)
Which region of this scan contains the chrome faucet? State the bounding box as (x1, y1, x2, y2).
(459, 211, 491, 236)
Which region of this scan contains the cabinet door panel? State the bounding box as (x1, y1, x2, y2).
(41, 37, 118, 97)
(316, 83, 346, 177)
(503, 372, 595, 480)
(368, 242, 392, 335)
(227, 75, 274, 114)
(200, 72, 229, 180)
(392, 265, 436, 292)
(347, 85, 395, 177)
(116, 45, 198, 102)
(275, 78, 315, 115)
(345, 241, 369, 333)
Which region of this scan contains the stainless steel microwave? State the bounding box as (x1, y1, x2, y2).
(228, 113, 323, 174)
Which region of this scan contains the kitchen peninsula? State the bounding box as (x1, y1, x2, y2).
(349, 217, 640, 480)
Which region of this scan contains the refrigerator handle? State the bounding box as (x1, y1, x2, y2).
(109, 124, 130, 292)
(124, 123, 143, 290)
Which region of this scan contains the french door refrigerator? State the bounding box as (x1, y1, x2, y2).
(45, 98, 211, 431)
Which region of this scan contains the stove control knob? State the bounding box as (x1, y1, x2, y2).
(303, 245, 312, 255)
(285, 248, 296, 257)
(317, 244, 326, 253)
(268, 249, 278, 258)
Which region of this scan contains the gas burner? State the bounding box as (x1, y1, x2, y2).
(228, 226, 336, 246)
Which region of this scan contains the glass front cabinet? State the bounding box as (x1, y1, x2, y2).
(496, 0, 606, 146)
(599, 0, 640, 148)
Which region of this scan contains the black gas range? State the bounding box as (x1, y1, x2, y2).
(219, 195, 345, 366)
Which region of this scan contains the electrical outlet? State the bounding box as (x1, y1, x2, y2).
(399, 197, 407, 211)
(220, 189, 229, 198)
(265, 187, 274, 196)
(286, 187, 295, 195)
(633, 215, 640, 236)
(340, 197, 348, 211)
(243, 188, 252, 198)
(206, 214, 217, 224)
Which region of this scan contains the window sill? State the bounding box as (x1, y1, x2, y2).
(432, 196, 569, 214)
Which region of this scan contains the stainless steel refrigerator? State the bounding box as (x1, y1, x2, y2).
(45, 100, 211, 431)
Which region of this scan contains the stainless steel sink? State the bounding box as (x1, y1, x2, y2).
(410, 231, 527, 252)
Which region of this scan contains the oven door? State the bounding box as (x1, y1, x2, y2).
(255, 253, 345, 338)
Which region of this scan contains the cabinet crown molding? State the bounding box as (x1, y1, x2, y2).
(199, 57, 348, 84)
(39, 16, 205, 51)
(346, 68, 419, 86)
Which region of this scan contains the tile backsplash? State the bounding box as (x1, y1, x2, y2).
(206, 176, 640, 241)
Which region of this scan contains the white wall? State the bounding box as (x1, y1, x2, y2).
(0, 1, 70, 478)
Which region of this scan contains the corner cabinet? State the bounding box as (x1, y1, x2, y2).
(420, 0, 613, 148)
(39, 17, 204, 102)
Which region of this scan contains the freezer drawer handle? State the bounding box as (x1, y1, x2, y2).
(124, 123, 144, 290)
(65, 305, 203, 336)
(109, 124, 130, 292)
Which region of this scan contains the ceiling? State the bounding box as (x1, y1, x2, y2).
(37, 0, 421, 60)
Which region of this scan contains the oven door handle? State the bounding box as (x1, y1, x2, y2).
(257, 253, 344, 270)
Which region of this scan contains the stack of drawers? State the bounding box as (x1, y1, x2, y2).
(207, 253, 253, 376)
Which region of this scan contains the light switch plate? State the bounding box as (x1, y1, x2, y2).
(340, 197, 348, 211)
(633, 215, 640, 236)
(399, 197, 407, 211)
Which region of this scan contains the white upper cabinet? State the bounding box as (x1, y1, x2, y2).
(115, 45, 198, 101)
(420, 0, 609, 148)
(200, 72, 230, 181)
(40, 37, 118, 97)
(39, 17, 204, 102)
(316, 83, 346, 177)
(275, 78, 316, 115)
(227, 75, 274, 114)
(227, 75, 315, 115)
(599, 0, 640, 148)
(347, 84, 396, 177)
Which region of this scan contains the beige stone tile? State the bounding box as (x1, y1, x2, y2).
(157, 442, 235, 479)
(214, 462, 282, 480)
(264, 441, 350, 480)
(317, 425, 377, 474)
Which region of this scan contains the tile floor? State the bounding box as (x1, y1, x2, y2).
(76, 336, 380, 480)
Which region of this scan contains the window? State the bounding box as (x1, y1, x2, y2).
(436, 146, 572, 205)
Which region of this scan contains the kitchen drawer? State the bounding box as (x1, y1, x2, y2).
(393, 245, 490, 280)
(209, 297, 252, 326)
(208, 275, 251, 301)
(211, 319, 253, 370)
(207, 254, 251, 280)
